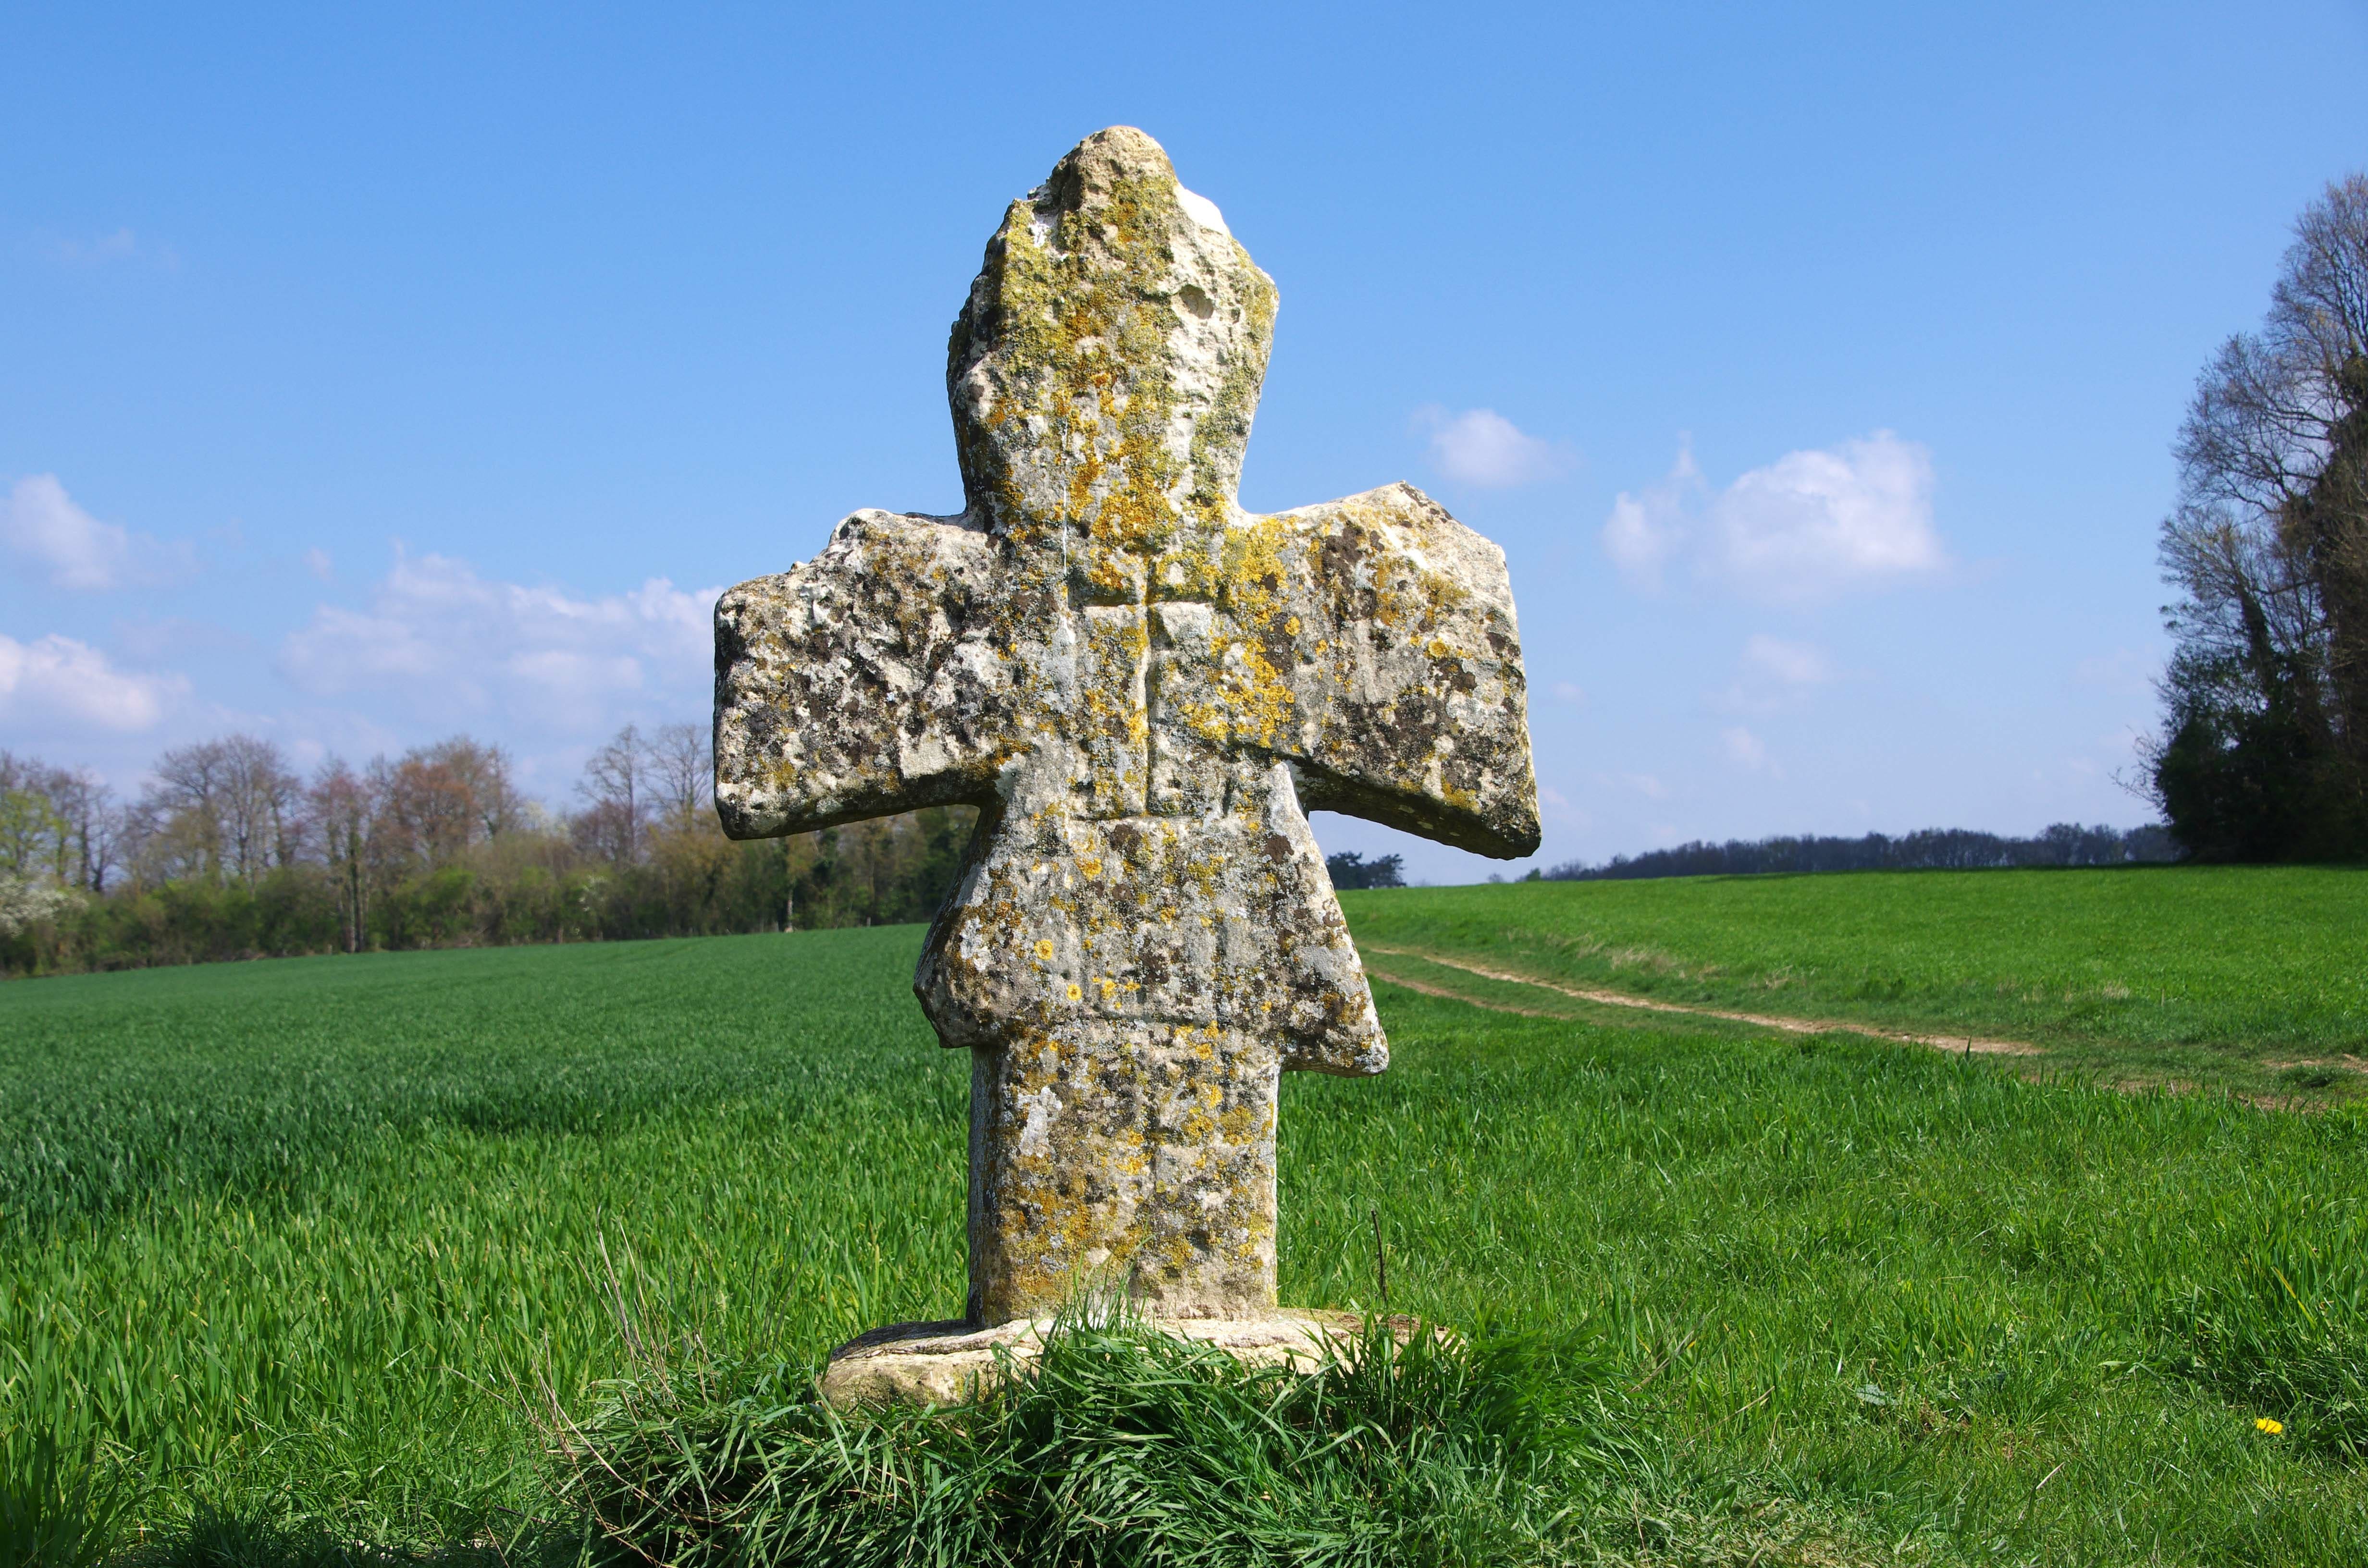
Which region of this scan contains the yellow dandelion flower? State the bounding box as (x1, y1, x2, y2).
(2255, 1417, 2284, 1435)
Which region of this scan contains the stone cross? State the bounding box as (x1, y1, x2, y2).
(715, 127, 1537, 1329)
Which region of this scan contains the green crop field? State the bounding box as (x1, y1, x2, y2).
(4, 867, 2366, 1565)
(1344, 865, 2368, 1102)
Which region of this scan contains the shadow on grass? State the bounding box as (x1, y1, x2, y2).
(121, 1511, 604, 1568)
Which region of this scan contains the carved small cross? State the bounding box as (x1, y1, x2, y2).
(715, 128, 1538, 1326)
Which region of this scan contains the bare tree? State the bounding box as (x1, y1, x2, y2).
(648, 722, 711, 833)
(568, 796, 640, 865)
(417, 736, 522, 840)
(379, 756, 466, 869)
(133, 736, 302, 887)
(578, 724, 649, 862)
(49, 770, 121, 892)
(307, 759, 379, 952)
(221, 735, 301, 884)
(145, 739, 231, 883)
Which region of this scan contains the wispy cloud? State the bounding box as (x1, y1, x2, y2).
(1602, 444, 1702, 589)
(0, 633, 185, 733)
(1718, 633, 1836, 714)
(1, 474, 195, 591)
(1740, 634, 1832, 688)
(1603, 432, 1946, 601)
(37, 227, 178, 270)
(278, 547, 720, 735)
(1721, 725, 1769, 771)
(5, 475, 131, 589)
(1415, 406, 1576, 488)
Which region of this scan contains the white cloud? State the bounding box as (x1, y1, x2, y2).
(2, 474, 197, 591)
(1603, 432, 1946, 601)
(1551, 680, 1585, 704)
(5, 475, 132, 589)
(1416, 406, 1575, 488)
(279, 548, 719, 734)
(1714, 432, 1943, 595)
(0, 633, 184, 732)
(1622, 772, 1668, 800)
(303, 547, 334, 582)
(1721, 725, 1768, 770)
(1601, 444, 1703, 590)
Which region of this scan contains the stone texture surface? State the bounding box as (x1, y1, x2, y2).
(715, 127, 1538, 1327)
(817, 1312, 1383, 1409)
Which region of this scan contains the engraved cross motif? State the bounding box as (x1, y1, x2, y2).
(715, 128, 1539, 1327)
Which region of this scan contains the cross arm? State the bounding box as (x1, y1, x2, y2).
(1231, 484, 1541, 858)
(714, 510, 1017, 838)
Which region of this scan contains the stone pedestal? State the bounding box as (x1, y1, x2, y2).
(817, 1311, 1377, 1409)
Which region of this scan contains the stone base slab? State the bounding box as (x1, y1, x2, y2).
(818, 1311, 1389, 1409)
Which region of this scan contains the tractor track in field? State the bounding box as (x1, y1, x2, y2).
(1358, 946, 2044, 1058)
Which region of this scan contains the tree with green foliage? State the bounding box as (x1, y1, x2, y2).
(2149, 174, 2368, 860)
(1323, 850, 1405, 889)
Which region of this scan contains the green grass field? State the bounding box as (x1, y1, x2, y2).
(1344, 865, 2368, 1102)
(3, 868, 2366, 1564)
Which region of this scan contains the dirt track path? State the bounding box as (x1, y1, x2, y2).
(1359, 945, 2042, 1058)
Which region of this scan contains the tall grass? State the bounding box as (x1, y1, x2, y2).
(554, 1313, 1618, 1568)
(3, 894, 2365, 1564)
(0, 1426, 143, 1568)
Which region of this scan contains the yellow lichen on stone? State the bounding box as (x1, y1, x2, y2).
(715, 128, 1539, 1328)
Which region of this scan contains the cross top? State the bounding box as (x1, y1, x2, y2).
(715, 128, 1538, 1327)
(948, 126, 1276, 582)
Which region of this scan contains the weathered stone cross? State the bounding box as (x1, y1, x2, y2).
(715, 127, 1537, 1332)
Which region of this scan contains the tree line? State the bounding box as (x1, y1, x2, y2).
(1544, 823, 2179, 882)
(0, 728, 975, 978)
(2147, 174, 2368, 859)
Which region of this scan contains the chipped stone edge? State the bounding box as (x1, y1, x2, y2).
(816, 1310, 1419, 1409)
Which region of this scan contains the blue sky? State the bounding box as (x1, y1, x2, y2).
(5, 1, 2365, 880)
